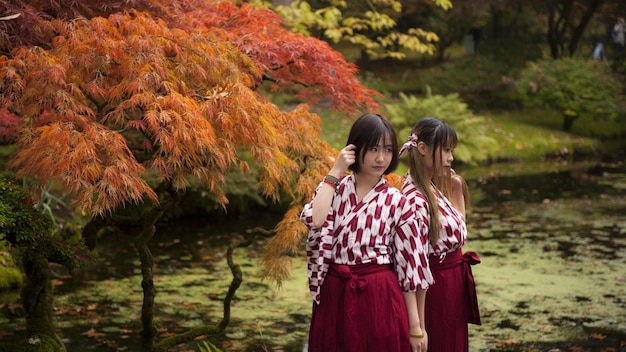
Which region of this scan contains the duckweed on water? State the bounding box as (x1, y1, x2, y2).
(1, 162, 625, 351)
(466, 183, 626, 351)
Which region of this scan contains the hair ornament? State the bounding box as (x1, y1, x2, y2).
(398, 134, 419, 157)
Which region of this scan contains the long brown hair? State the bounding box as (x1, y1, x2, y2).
(407, 117, 458, 246)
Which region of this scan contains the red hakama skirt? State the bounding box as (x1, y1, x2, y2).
(308, 263, 411, 352)
(425, 249, 481, 352)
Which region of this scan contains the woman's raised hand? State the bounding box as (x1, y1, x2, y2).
(330, 144, 356, 176)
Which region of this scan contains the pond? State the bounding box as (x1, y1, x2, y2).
(0, 158, 625, 352)
(460, 159, 626, 351)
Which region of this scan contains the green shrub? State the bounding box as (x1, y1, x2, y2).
(516, 58, 623, 133)
(479, 109, 601, 160)
(171, 167, 271, 219)
(418, 55, 524, 110)
(0, 251, 22, 290)
(383, 89, 498, 165)
(165, 160, 292, 221)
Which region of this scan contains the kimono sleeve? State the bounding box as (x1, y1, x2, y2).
(393, 195, 433, 291)
(300, 181, 335, 303)
(299, 183, 320, 230)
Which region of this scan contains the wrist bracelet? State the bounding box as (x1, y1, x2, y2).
(322, 178, 337, 188)
(325, 174, 340, 183)
(410, 333, 424, 338)
(323, 175, 340, 194)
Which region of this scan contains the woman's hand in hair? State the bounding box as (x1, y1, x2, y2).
(329, 144, 356, 177)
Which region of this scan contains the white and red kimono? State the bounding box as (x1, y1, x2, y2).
(402, 174, 481, 352)
(301, 174, 432, 352)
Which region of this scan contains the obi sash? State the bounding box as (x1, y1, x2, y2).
(327, 263, 392, 343)
(307, 180, 381, 303)
(429, 248, 482, 325)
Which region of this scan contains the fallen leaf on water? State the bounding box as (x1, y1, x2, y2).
(0, 330, 14, 339)
(590, 332, 606, 340)
(81, 328, 106, 338)
(494, 339, 518, 346)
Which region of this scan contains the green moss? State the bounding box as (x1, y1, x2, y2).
(0, 260, 22, 290)
(15, 334, 65, 352)
(0, 241, 22, 290)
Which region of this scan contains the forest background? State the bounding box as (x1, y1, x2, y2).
(0, 0, 625, 351)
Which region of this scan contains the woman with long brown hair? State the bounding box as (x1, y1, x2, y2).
(399, 116, 481, 352)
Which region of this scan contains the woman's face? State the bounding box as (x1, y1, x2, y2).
(438, 145, 455, 176)
(423, 144, 454, 177)
(359, 133, 393, 179)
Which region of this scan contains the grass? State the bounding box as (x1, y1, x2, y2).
(314, 43, 621, 163)
(309, 107, 351, 150)
(478, 109, 602, 161)
(312, 104, 603, 164)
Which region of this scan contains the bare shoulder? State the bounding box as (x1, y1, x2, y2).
(451, 173, 466, 191)
(450, 173, 469, 214)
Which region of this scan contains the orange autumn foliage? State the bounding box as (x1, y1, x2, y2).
(0, 1, 382, 285)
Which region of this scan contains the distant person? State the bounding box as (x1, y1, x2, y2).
(612, 17, 625, 55)
(592, 37, 604, 60)
(470, 27, 483, 53)
(464, 32, 475, 56)
(464, 28, 483, 56)
(300, 112, 433, 352)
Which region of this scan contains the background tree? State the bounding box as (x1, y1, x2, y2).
(397, 0, 490, 61)
(267, 0, 451, 61)
(516, 58, 622, 131)
(529, 0, 606, 58)
(0, 0, 382, 350)
(0, 176, 85, 352)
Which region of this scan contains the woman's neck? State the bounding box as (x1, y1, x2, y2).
(354, 173, 381, 190)
(425, 170, 434, 181)
(353, 173, 381, 203)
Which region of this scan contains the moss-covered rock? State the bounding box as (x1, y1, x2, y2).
(14, 334, 66, 352)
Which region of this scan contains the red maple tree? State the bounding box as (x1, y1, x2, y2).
(0, 0, 381, 350)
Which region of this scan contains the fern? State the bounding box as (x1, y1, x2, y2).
(197, 340, 223, 352)
(384, 88, 497, 165)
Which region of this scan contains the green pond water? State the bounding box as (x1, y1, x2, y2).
(0, 159, 625, 351)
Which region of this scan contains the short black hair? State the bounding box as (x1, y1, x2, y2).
(345, 113, 399, 175)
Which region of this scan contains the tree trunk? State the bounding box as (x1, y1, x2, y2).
(547, 8, 559, 58)
(567, 0, 604, 56)
(135, 219, 158, 352)
(562, 113, 577, 131)
(21, 254, 66, 350)
(152, 227, 273, 351)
